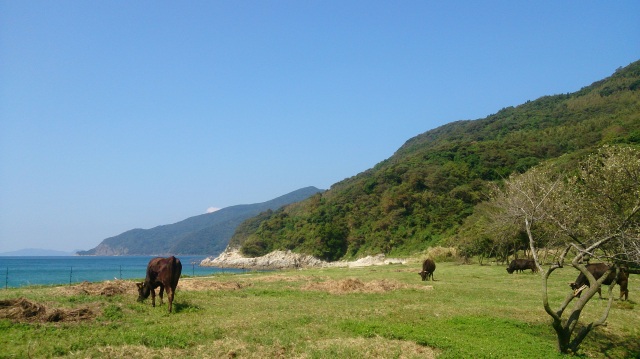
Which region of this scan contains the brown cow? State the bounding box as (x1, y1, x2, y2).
(137, 256, 182, 312)
(506, 258, 537, 274)
(569, 263, 629, 300)
(419, 259, 436, 281)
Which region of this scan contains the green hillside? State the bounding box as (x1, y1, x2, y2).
(234, 61, 640, 260)
(77, 186, 323, 256)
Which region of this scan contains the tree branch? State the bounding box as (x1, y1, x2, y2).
(541, 264, 563, 320)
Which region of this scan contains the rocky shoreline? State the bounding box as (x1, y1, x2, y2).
(200, 249, 406, 270)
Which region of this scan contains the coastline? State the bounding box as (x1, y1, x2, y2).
(200, 249, 407, 270)
(0, 255, 233, 288)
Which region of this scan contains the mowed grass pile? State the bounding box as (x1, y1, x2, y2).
(1, 262, 639, 358)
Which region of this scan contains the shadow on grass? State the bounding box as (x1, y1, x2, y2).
(587, 329, 640, 359)
(172, 301, 202, 314)
(588, 299, 638, 357)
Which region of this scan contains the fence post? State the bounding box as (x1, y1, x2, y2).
(69, 266, 73, 285)
(5, 267, 7, 289)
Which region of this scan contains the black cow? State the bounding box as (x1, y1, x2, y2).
(137, 256, 182, 312)
(506, 258, 537, 274)
(569, 263, 629, 300)
(419, 259, 436, 281)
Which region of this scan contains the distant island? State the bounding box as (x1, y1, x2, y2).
(0, 248, 78, 256)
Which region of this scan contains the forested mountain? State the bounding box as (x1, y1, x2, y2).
(77, 186, 323, 256)
(233, 61, 640, 261)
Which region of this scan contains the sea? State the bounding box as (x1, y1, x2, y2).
(0, 256, 243, 289)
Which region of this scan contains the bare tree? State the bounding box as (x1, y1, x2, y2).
(489, 145, 640, 354)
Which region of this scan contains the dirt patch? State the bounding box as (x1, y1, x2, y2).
(302, 278, 430, 294)
(0, 297, 97, 323)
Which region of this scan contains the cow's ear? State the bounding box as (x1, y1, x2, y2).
(136, 282, 143, 289)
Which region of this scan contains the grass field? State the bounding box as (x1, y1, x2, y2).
(1, 260, 639, 358)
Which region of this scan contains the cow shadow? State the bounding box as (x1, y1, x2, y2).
(171, 301, 202, 314)
(612, 298, 636, 309)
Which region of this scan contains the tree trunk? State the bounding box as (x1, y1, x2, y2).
(551, 319, 571, 353)
(540, 265, 573, 353)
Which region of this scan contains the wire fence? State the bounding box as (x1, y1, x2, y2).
(2, 258, 244, 289)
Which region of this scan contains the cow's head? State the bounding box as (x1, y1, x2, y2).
(136, 282, 150, 302)
(419, 271, 427, 281)
(506, 267, 514, 274)
(568, 282, 587, 297)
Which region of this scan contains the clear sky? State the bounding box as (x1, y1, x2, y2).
(1, 1, 638, 253)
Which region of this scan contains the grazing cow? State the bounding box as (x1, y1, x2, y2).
(419, 259, 436, 281)
(506, 258, 538, 274)
(569, 263, 629, 300)
(137, 256, 182, 313)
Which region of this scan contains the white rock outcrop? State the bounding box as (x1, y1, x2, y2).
(200, 249, 406, 270)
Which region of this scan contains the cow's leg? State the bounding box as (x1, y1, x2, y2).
(621, 288, 628, 301)
(167, 287, 174, 313)
(159, 286, 164, 306)
(151, 288, 156, 307)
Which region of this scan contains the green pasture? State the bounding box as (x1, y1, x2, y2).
(1, 261, 638, 358)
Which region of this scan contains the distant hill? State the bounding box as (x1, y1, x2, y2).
(0, 248, 76, 256)
(77, 186, 323, 256)
(231, 60, 640, 260)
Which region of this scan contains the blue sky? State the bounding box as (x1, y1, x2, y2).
(1, 1, 638, 253)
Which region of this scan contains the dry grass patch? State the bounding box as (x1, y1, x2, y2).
(0, 297, 97, 323)
(68, 345, 184, 359)
(82, 337, 438, 359)
(243, 274, 328, 283)
(54, 278, 249, 297)
(302, 278, 431, 294)
(178, 278, 248, 291)
(311, 336, 438, 359)
(55, 280, 137, 297)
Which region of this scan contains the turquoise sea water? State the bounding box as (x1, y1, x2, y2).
(0, 256, 242, 288)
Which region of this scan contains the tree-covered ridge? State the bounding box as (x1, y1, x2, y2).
(236, 61, 640, 260)
(78, 186, 323, 256)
